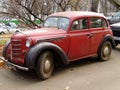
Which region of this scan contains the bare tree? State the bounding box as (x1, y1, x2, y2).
(70, 0, 90, 11)
(37, 0, 53, 19)
(99, 0, 108, 16)
(108, 0, 120, 11)
(0, 0, 119, 28)
(0, 0, 53, 28)
(52, 0, 90, 11)
(91, 0, 99, 12)
(52, 0, 70, 11)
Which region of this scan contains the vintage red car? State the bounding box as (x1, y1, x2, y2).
(2, 11, 115, 80)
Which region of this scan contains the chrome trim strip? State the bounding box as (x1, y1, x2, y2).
(114, 36, 120, 41)
(11, 40, 22, 42)
(12, 44, 21, 46)
(12, 49, 21, 50)
(37, 36, 66, 42)
(0, 57, 29, 71)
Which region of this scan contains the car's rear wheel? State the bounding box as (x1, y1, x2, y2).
(36, 51, 54, 80)
(98, 41, 112, 61)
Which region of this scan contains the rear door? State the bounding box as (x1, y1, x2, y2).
(89, 17, 108, 54)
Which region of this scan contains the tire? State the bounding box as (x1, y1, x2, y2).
(36, 51, 54, 80)
(115, 41, 119, 46)
(98, 41, 112, 61)
(15, 30, 19, 33)
(0, 32, 5, 35)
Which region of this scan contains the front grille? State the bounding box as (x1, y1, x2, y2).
(113, 31, 120, 37)
(111, 26, 120, 37)
(11, 39, 22, 57)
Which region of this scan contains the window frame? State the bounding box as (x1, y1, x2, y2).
(89, 17, 108, 29)
(71, 18, 89, 31)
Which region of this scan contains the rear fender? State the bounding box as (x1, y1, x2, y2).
(98, 34, 115, 53)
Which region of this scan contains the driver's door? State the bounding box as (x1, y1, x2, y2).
(68, 18, 91, 61)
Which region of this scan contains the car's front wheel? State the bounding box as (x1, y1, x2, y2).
(36, 51, 54, 80)
(98, 41, 112, 61)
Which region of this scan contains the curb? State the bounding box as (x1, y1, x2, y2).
(0, 60, 5, 66)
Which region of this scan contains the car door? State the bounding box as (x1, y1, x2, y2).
(68, 18, 91, 61)
(89, 17, 108, 54)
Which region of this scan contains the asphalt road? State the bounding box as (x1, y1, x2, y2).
(0, 45, 120, 90)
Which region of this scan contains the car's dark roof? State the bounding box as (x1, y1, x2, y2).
(49, 11, 106, 19)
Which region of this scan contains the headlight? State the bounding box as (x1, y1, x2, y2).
(26, 39, 31, 47)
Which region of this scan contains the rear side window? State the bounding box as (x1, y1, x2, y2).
(90, 18, 107, 28)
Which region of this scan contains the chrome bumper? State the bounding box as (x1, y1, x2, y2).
(0, 57, 29, 71)
(114, 36, 120, 41)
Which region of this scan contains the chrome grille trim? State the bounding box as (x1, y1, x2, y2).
(12, 44, 21, 46)
(11, 39, 21, 42)
(11, 39, 22, 57)
(12, 48, 21, 50)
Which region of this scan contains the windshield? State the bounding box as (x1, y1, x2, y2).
(44, 17, 70, 30)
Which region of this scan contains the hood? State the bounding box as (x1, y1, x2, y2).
(110, 22, 120, 27)
(19, 27, 66, 37)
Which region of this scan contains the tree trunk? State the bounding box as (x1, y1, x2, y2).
(108, 0, 120, 11)
(91, 0, 99, 12)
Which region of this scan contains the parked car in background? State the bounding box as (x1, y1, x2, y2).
(110, 23, 120, 46)
(2, 11, 115, 80)
(5, 22, 17, 28)
(0, 25, 21, 35)
(0, 26, 9, 34)
(0, 23, 5, 27)
(107, 12, 120, 24)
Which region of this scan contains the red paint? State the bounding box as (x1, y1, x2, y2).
(5, 11, 113, 66)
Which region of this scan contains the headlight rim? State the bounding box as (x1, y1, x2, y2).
(26, 39, 31, 48)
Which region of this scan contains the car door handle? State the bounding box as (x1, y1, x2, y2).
(88, 33, 94, 38)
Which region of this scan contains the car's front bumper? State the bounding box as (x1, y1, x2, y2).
(0, 57, 29, 71)
(114, 36, 120, 41)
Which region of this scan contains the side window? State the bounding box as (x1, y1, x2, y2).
(90, 18, 107, 28)
(72, 18, 88, 30)
(102, 19, 108, 27)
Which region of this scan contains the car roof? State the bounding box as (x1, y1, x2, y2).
(49, 11, 106, 19)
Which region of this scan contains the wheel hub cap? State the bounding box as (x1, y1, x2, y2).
(44, 60, 51, 73)
(103, 47, 109, 56)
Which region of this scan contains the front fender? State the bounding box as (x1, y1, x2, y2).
(2, 39, 10, 59)
(25, 42, 69, 69)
